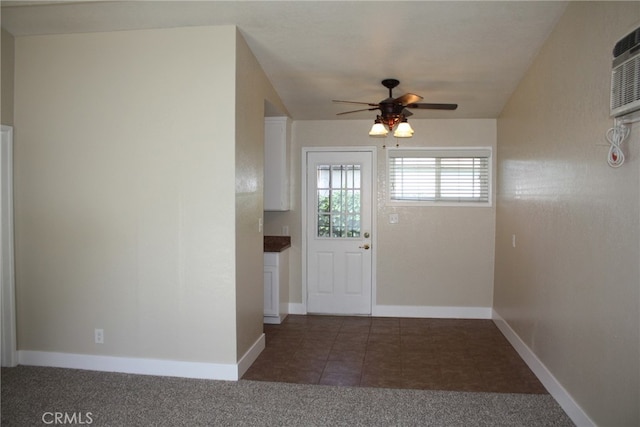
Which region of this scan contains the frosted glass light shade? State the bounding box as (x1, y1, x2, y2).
(369, 122, 389, 137)
(393, 121, 414, 138)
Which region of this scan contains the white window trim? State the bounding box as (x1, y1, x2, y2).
(386, 146, 493, 208)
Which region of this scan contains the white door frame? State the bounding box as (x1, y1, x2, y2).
(1, 125, 17, 367)
(301, 146, 377, 315)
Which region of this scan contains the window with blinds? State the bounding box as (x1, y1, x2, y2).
(387, 148, 491, 206)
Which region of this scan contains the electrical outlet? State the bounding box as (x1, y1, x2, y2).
(94, 328, 104, 344)
(282, 225, 289, 235)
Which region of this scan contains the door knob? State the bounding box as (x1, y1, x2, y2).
(359, 244, 370, 250)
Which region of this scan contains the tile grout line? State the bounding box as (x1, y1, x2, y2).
(357, 325, 372, 387)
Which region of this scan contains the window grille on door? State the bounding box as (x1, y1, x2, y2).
(316, 164, 361, 238)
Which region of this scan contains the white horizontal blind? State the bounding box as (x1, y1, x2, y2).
(388, 148, 491, 203)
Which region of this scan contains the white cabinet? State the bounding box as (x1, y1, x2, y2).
(264, 251, 289, 324)
(264, 117, 290, 211)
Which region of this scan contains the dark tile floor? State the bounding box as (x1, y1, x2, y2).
(242, 315, 547, 394)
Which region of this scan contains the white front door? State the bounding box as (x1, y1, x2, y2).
(306, 150, 373, 315)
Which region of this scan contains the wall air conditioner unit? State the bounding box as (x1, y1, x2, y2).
(611, 25, 640, 117)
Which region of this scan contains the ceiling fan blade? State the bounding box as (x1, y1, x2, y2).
(406, 103, 458, 110)
(394, 93, 423, 105)
(336, 107, 380, 116)
(333, 100, 380, 107)
(401, 108, 413, 118)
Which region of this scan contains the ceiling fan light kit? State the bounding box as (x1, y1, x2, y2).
(334, 78, 458, 140)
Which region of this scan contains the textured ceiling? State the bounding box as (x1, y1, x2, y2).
(1, 1, 568, 120)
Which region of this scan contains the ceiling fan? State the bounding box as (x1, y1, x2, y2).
(333, 79, 458, 137)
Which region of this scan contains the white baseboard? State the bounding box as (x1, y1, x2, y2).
(492, 309, 595, 427)
(373, 305, 492, 319)
(18, 351, 238, 380)
(19, 333, 266, 381)
(288, 303, 306, 315)
(286, 303, 490, 318)
(264, 315, 287, 324)
(237, 333, 265, 378)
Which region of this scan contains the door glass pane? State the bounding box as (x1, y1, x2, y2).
(316, 164, 361, 238)
(317, 166, 330, 189)
(331, 166, 343, 189)
(346, 214, 360, 237)
(317, 190, 330, 212)
(318, 214, 331, 237)
(331, 214, 345, 238)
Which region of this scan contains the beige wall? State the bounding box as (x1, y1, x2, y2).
(495, 2, 640, 426)
(265, 119, 496, 310)
(234, 29, 288, 358)
(14, 26, 240, 364)
(1, 28, 14, 125)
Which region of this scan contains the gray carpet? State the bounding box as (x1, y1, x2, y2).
(2, 366, 574, 426)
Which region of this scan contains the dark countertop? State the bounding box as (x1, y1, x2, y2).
(264, 236, 291, 252)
